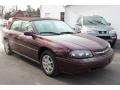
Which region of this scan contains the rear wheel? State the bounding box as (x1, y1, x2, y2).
(4, 40, 12, 55)
(40, 50, 59, 77)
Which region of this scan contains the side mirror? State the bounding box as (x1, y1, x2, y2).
(107, 22, 111, 26)
(73, 28, 75, 30)
(24, 31, 35, 36)
(76, 31, 81, 33)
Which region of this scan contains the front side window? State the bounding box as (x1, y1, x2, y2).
(21, 21, 33, 32)
(10, 21, 22, 31)
(33, 20, 75, 35)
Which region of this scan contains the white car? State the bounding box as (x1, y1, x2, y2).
(0, 20, 7, 27)
(75, 15, 117, 47)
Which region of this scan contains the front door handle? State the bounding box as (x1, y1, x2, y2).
(14, 36, 22, 40)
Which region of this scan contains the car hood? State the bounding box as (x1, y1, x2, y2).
(41, 34, 108, 51)
(86, 25, 114, 31)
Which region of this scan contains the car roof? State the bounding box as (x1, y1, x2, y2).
(13, 17, 59, 22)
(83, 15, 102, 18)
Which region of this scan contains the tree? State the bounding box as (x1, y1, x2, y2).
(4, 12, 11, 20)
(32, 9, 36, 15)
(26, 5, 33, 16)
(36, 8, 40, 16)
(15, 5, 18, 11)
(0, 5, 5, 17)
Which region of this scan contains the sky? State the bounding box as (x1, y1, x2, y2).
(0, 0, 119, 10)
(0, 0, 119, 6)
(0, 0, 66, 7)
(0, 0, 42, 9)
(0, 0, 67, 11)
(0, 0, 66, 12)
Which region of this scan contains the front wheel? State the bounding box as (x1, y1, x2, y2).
(40, 50, 59, 77)
(111, 39, 117, 47)
(4, 40, 12, 55)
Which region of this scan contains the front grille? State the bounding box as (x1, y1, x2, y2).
(98, 31, 107, 34)
(94, 47, 110, 56)
(97, 36, 111, 40)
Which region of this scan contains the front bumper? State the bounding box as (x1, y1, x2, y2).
(56, 48, 114, 74)
(97, 35, 117, 43)
(88, 32, 117, 43)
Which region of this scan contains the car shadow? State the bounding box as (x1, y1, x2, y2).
(13, 53, 41, 70)
(54, 68, 113, 85)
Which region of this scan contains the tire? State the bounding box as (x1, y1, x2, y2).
(111, 39, 117, 48)
(4, 40, 12, 55)
(40, 50, 59, 77)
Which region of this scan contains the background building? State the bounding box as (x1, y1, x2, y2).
(40, 5, 65, 21)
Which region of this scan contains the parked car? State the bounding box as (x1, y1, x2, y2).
(0, 20, 7, 27)
(2, 17, 114, 77)
(75, 15, 117, 47)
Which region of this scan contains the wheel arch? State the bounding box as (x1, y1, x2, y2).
(38, 47, 56, 60)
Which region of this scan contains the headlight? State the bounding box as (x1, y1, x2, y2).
(109, 30, 116, 34)
(87, 28, 97, 33)
(109, 30, 117, 38)
(87, 30, 96, 33)
(69, 50, 93, 59)
(81, 26, 97, 34)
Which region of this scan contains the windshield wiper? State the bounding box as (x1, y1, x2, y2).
(40, 32, 60, 35)
(94, 20, 105, 25)
(60, 32, 75, 34)
(87, 20, 97, 25)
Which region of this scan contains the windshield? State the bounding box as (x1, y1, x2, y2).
(33, 20, 75, 35)
(83, 16, 108, 25)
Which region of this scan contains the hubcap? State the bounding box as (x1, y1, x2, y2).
(4, 41, 10, 53)
(42, 55, 54, 74)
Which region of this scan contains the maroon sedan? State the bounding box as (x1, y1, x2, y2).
(2, 18, 114, 77)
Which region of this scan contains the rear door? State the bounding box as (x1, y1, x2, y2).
(7, 20, 22, 51)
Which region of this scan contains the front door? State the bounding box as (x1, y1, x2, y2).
(16, 21, 39, 60)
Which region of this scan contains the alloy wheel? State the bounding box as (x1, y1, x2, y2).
(42, 55, 54, 75)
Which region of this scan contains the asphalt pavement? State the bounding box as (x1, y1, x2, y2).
(0, 30, 120, 85)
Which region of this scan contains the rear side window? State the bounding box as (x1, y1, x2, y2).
(10, 21, 22, 31)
